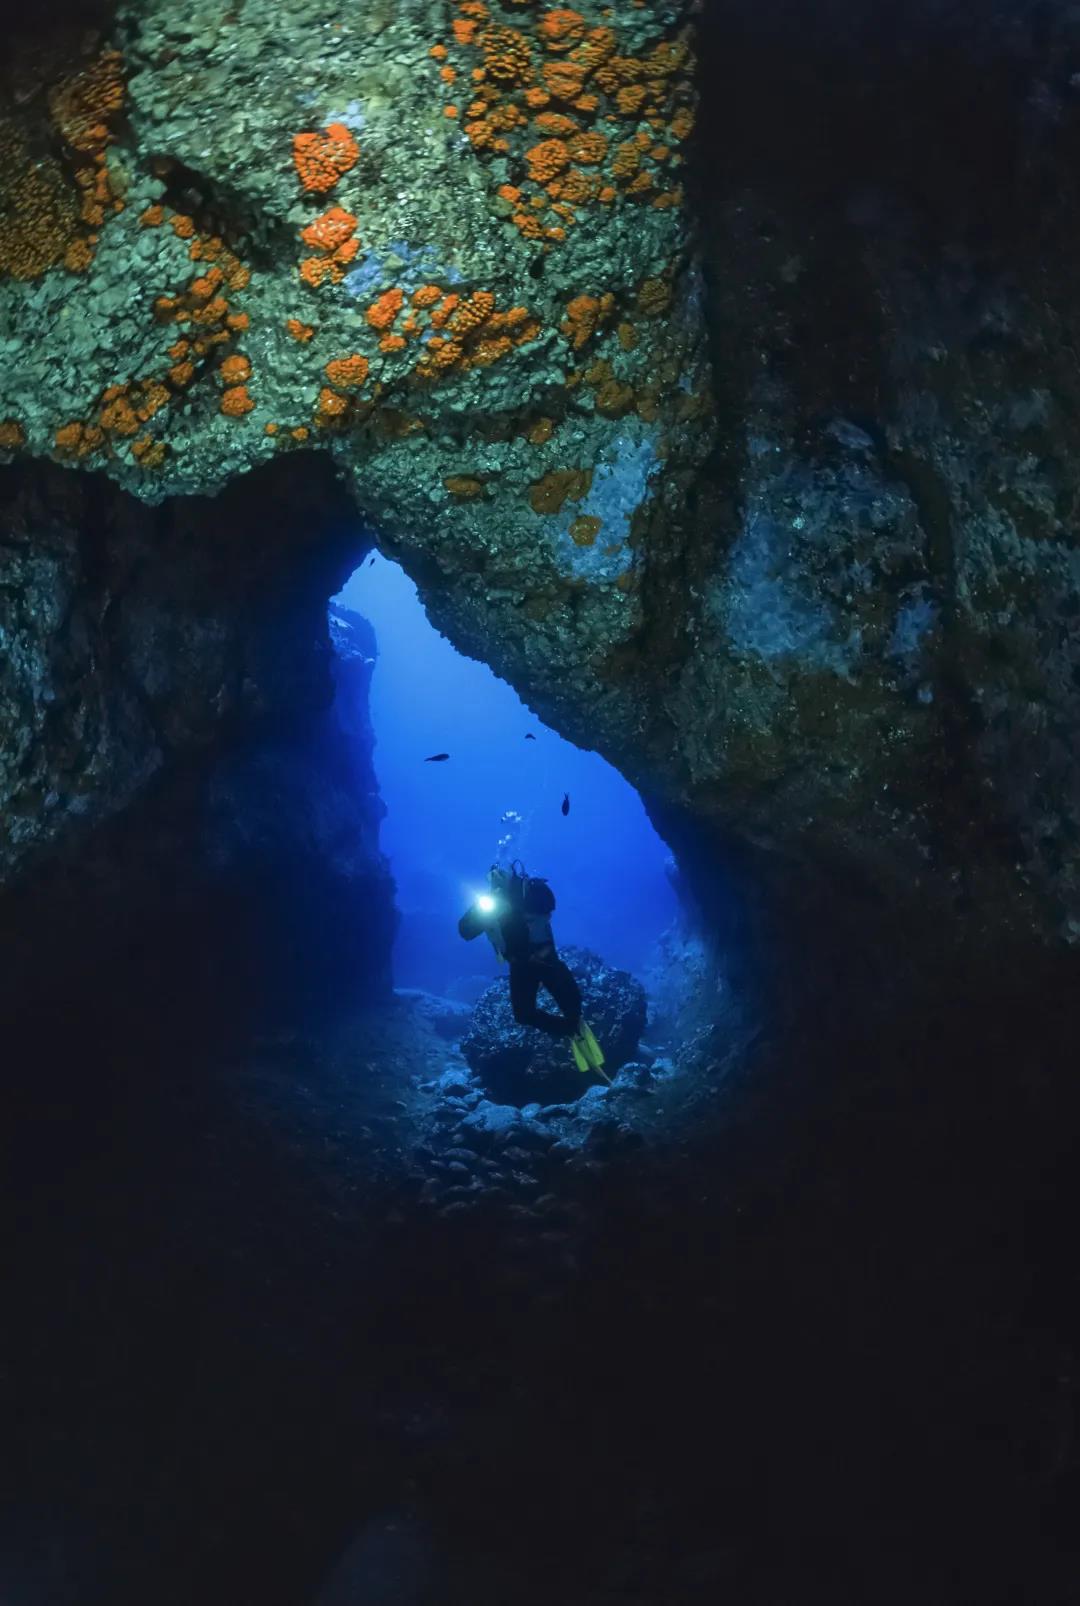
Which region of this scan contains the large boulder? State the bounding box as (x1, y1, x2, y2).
(461, 947, 647, 1107)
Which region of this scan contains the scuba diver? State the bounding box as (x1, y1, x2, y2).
(459, 863, 607, 1078)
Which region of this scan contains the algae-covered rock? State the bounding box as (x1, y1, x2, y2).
(461, 947, 647, 1106)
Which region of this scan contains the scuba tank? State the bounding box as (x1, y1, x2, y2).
(485, 862, 556, 961)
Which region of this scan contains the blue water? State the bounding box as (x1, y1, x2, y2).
(334, 556, 677, 994)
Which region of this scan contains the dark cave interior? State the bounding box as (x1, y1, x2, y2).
(4, 3, 1080, 1604)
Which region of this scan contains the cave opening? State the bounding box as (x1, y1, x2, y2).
(329, 552, 696, 1105)
(334, 553, 679, 992)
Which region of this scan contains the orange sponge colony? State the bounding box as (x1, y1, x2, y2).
(366, 288, 405, 331)
(325, 355, 370, 389)
(429, 2, 697, 246)
(298, 207, 359, 288)
(221, 385, 254, 417)
(293, 124, 360, 193)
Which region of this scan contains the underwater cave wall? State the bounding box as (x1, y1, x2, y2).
(0, 453, 395, 1026)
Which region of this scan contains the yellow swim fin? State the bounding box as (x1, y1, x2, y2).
(573, 1022, 611, 1083)
(583, 1023, 604, 1068)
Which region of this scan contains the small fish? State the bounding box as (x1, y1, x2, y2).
(525, 733, 537, 741)
(368, 555, 377, 566)
(425, 753, 450, 763)
(561, 793, 570, 816)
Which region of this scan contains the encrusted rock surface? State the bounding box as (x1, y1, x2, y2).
(461, 946, 647, 1104)
(0, 452, 357, 884)
(2, 0, 1080, 967)
(0, 453, 395, 1022)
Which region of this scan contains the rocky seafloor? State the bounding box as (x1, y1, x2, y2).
(5, 970, 1078, 1605)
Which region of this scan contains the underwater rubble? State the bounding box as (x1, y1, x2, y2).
(460, 945, 648, 1105)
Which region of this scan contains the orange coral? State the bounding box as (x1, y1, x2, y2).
(450, 290, 496, 334)
(652, 186, 681, 210)
(615, 83, 648, 116)
(480, 25, 533, 84)
(415, 289, 533, 382)
(191, 268, 224, 300)
(669, 105, 695, 141)
(299, 207, 359, 287)
(637, 275, 672, 316)
(139, 205, 164, 228)
(134, 381, 170, 421)
(292, 123, 359, 193)
(221, 385, 254, 417)
(315, 387, 348, 426)
(63, 238, 93, 272)
(412, 284, 443, 308)
(542, 60, 587, 100)
(286, 318, 314, 341)
(539, 8, 587, 46)
(566, 128, 608, 164)
(131, 435, 166, 468)
(301, 207, 358, 253)
(48, 49, 124, 152)
(465, 119, 495, 149)
(570, 515, 602, 545)
(366, 288, 404, 330)
(325, 354, 370, 388)
(529, 467, 593, 515)
(168, 361, 195, 388)
(430, 293, 460, 328)
(0, 119, 81, 281)
(220, 354, 251, 385)
(191, 294, 228, 326)
(379, 334, 407, 353)
(577, 26, 618, 68)
(512, 210, 543, 239)
(99, 394, 139, 436)
(561, 291, 614, 349)
(611, 141, 641, 179)
(525, 138, 570, 183)
(1, 62, 127, 284)
(444, 475, 485, 499)
(54, 421, 105, 457)
(534, 111, 579, 136)
(0, 419, 25, 449)
(559, 168, 598, 204)
(594, 376, 634, 415)
(300, 258, 330, 289)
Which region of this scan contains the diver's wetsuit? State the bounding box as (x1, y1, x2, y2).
(459, 886, 582, 1039)
(508, 954, 581, 1038)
